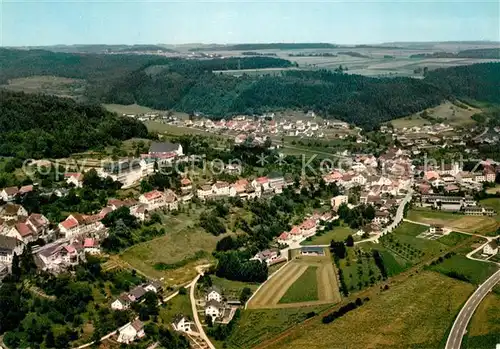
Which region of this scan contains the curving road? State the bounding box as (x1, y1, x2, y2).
(189, 266, 216, 349)
(445, 268, 500, 349)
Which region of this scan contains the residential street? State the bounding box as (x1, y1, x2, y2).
(445, 268, 500, 349)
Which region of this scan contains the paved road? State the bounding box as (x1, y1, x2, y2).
(445, 268, 500, 349)
(189, 266, 216, 349)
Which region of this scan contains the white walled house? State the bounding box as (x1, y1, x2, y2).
(206, 286, 223, 303)
(197, 185, 213, 200)
(205, 300, 223, 321)
(0, 235, 24, 267)
(139, 190, 166, 211)
(331, 195, 348, 210)
(483, 240, 498, 255)
(0, 187, 19, 202)
(64, 173, 83, 188)
(212, 181, 230, 196)
(172, 315, 193, 333)
(0, 203, 28, 221)
(117, 320, 145, 344)
(111, 294, 132, 310)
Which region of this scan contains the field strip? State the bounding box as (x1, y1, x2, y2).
(252, 264, 304, 306)
(248, 263, 305, 308)
(267, 265, 309, 305)
(318, 263, 340, 303)
(248, 263, 300, 307)
(261, 299, 338, 309)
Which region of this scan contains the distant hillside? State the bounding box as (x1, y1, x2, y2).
(338, 51, 371, 58)
(189, 43, 338, 51)
(1, 48, 499, 130)
(410, 48, 500, 59)
(425, 62, 500, 104)
(0, 90, 148, 159)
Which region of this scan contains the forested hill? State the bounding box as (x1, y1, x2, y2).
(425, 62, 500, 104)
(1, 48, 499, 130)
(0, 90, 148, 159)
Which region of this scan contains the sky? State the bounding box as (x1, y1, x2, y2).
(1, 0, 499, 46)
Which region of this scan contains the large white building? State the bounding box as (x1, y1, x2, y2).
(331, 195, 348, 210)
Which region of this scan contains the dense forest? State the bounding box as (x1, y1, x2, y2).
(425, 62, 500, 104)
(0, 90, 148, 159)
(1, 48, 499, 130)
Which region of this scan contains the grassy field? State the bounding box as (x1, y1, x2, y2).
(210, 276, 260, 300)
(144, 121, 210, 136)
(1, 76, 86, 98)
(485, 186, 500, 195)
(428, 254, 498, 285)
(480, 197, 500, 220)
(391, 101, 479, 129)
(340, 245, 387, 291)
(301, 226, 355, 246)
(248, 253, 340, 309)
(279, 266, 319, 304)
(159, 292, 193, 324)
(118, 211, 223, 285)
(437, 232, 472, 246)
(265, 271, 475, 349)
(407, 208, 499, 235)
(103, 103, 165, 115)
(225, 305, 331, 349)
(381, 221, 448, 264)
(463, 292, 500, 349)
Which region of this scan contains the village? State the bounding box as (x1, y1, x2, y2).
(0, 134, 499, 347)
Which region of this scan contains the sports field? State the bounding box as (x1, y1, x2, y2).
(247, 252, 341, 309)
(407, 208, 499, 235)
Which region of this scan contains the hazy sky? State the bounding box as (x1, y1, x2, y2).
(1, 0, 499, 46)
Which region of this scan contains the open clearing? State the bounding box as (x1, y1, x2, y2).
(463, 292, 500, 349)
(1, 75, 86, 98)
(485, 186, 500, 195)
(118, 211, 223, 285)
(407, 208, 499, 235)
(391, 100, 480, 128)
(103, 103, 164, 115)
(225, 305, 331, 349)
(428, 254, 498, 285)
(248, 252, 341, 309)
(301, 226, 355, 246)
(264, 271, 474, 349)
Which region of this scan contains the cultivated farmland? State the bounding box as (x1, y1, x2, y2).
(264, 271, 475, 349)
(407, 208, 499, 235)
(247, 251, 341, 309)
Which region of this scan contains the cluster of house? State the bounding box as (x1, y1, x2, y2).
(172, 285, 237, 335)
(417, 194, 496, 216)
(33, 237, 100, 272)
(195, 174, 290, 201)
(416, 162, 496, 193)
(250, 248, 287, 266)
(111, 281, 163, 311)
(63, 141, 184, 190)
(177, 113, 354, 141)
(277, 211, 335, 245)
